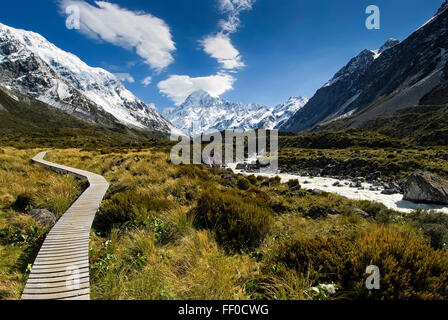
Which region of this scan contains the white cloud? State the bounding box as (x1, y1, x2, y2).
(201, 33, 244, 70)
(200, 0, 255, 70)
(60, 0, 176, 72)
(158, 73, 235, 105)
(141, 76, 152, 87)
(114, 73, 135, 83)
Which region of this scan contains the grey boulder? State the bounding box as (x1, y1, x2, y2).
(402, 172, 448, 205)
(29, 209, 57, 227)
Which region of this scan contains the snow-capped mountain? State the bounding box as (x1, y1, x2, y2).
(281, 0, 448, 133)
(0, 22, 179, 135)
(163, 90, 308, 136)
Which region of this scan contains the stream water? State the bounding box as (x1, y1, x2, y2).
(227, 163, 448, 214)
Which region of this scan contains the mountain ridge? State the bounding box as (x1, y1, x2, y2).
(280, 1, 448, 133)
(163, 90, 308, 136)
(0, 22, 181, 136)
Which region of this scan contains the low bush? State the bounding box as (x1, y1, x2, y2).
(237, 178, 250, 190)
(246, 175, 258, 185)
(262, 226, 448, 299)
(192, 188, 274, 251)
(357, 200, 397, 222)
(406, 209, 448, 249)
(287, 179, 300, 189)
(96, 191, 172, 232)
(304, 203, 332, 219)
(12, 193, 35, 212)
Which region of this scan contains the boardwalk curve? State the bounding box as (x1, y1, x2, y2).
(21, 151, 109, 300)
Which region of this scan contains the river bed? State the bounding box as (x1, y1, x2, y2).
(227, 163, 448, 214)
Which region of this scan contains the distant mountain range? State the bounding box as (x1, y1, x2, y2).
(163, 90, 308, 136)
(280, 0, 448, 133)
(0, 22, 182, 136)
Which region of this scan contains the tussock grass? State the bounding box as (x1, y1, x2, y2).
(2, 146, 448, 300)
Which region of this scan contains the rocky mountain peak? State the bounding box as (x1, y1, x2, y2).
(280, 2, 448, 133)
(378, 38, 400, 55)
(164, 93, 308, 137)
(183, 90, 218, 107)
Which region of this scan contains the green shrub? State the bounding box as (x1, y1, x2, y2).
(237, 178, 250, 190)
(357, 200, 397, 223)
(357, 201, 386, 217)
(269, 176, 281, 186)
(192, 188, 274, 251)
(406, 209, 448, 249)
(12, 193, 35, 212)
(270, 199, 291, 214)
(95, 191, 172, 232)
(287, 179, 300, 189)
(262, 226, 448, 299)
(247, 175, 258, 185)
(304, 204, 330, 219)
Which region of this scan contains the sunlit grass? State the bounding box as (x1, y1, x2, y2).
(1, 146, 448, 300)
(0, 147, 84, 299)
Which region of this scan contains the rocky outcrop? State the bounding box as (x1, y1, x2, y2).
(402, 172, 448, 204)
(29, 209, 57, 227)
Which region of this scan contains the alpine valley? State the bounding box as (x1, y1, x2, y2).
(2, 0, 448, 303)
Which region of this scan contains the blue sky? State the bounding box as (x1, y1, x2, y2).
(0, 0, 443, 112)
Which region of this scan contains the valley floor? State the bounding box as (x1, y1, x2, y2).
(1, 146, 448, 300)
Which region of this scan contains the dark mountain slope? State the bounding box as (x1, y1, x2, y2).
(0, 86, 167, 148)
(281, 1, 448, 133)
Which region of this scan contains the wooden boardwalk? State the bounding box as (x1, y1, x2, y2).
(21, 151, 109, 300)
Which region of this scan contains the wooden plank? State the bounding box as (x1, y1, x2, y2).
(23, 281, 90, 294)
(22, 288, 90, 300)
(24, 277, 90, 289)
(21, 151, 109, 301)
(26, 273, 90, 284)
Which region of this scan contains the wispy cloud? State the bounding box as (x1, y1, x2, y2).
(159, 0, 254, 105)
(141, 76, 152, 87)
(157, 73, 235, 105)
(200, 0, 255, 71)
(218, 0, 256, 34)
(114, 73, 135, 84)
(59, 0, 176, 72)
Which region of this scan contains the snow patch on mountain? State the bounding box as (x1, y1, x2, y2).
(163, 90, 308, 136)
(0, 22, 178, 134)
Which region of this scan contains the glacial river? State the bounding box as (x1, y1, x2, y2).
(227, 163, 448, 214)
